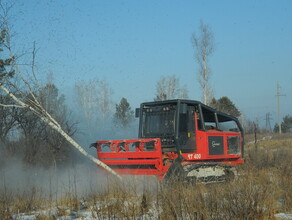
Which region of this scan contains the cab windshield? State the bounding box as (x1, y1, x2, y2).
(142, 107, 176, 137)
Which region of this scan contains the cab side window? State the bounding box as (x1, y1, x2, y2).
(200, 106, 217, 130)
(217, 114, 240, 132)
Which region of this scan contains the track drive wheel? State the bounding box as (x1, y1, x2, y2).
(163, 158, 185, 184)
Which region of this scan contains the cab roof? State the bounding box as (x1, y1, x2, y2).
(141, 99, 239, 123)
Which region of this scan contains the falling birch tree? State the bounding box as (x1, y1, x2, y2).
(0, 5, 121, 179)
(192, 21, 215, 104)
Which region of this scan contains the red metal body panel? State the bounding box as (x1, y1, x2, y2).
(96, 133, 244, 179)
(185, 130, 243, 160)
(97, 138, 167, 178)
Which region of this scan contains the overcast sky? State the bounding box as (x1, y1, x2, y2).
(7, 0, 292, 126)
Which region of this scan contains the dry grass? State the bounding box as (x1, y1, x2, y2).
(0, 134, 291, 219)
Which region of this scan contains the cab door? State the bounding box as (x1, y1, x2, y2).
(180, 105, 197, 153)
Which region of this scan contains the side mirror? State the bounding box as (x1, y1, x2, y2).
(135, 108, 140, 118)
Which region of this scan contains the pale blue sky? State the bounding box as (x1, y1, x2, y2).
(8, 0, 292, 126)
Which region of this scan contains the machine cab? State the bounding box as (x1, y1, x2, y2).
(137, 99, 244, 158)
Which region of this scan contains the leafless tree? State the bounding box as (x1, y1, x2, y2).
(179, 85, 189, 99)
(14, 83, 77, 167)
(0, 94, 18, 141)
(75, 79, 99, 125)
(154, 75, 179, 101)
(0, 5, 121, 179)
(97, 77, 113, 120)
(154, 75, 189, 101)
(75, 77, 113, 124)
(192, 21, 215, 104)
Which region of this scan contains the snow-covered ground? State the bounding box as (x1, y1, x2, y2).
(275, 213, 292, 219)
(11, 209, 292, 219)
(12, 201, 161, 219)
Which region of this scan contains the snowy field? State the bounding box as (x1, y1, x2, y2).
(1, 135, 292, 219)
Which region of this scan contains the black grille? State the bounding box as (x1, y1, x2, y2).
(228, 136, 240, 155)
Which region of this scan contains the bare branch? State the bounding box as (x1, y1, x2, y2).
(30, 41, 40, 91)
(0, 103, 24, 108)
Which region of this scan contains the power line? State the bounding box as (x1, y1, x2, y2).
(264, 112, 272, 132)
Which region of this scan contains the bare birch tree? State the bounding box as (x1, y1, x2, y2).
(154, 75, 180, 101)
(154, 75, 189, 101)
(75, 79, 99, 124)
(0, 6, 121, 179)
(97, 77, 113, 120)
(179, 85, 189, 99)
(192, 21, 215, 104)
(75, 77, 113, 124)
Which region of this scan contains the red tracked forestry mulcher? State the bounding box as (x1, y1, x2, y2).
(92, 99, 244, 182)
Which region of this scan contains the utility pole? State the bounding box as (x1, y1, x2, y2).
(276, 82, 285, 134)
